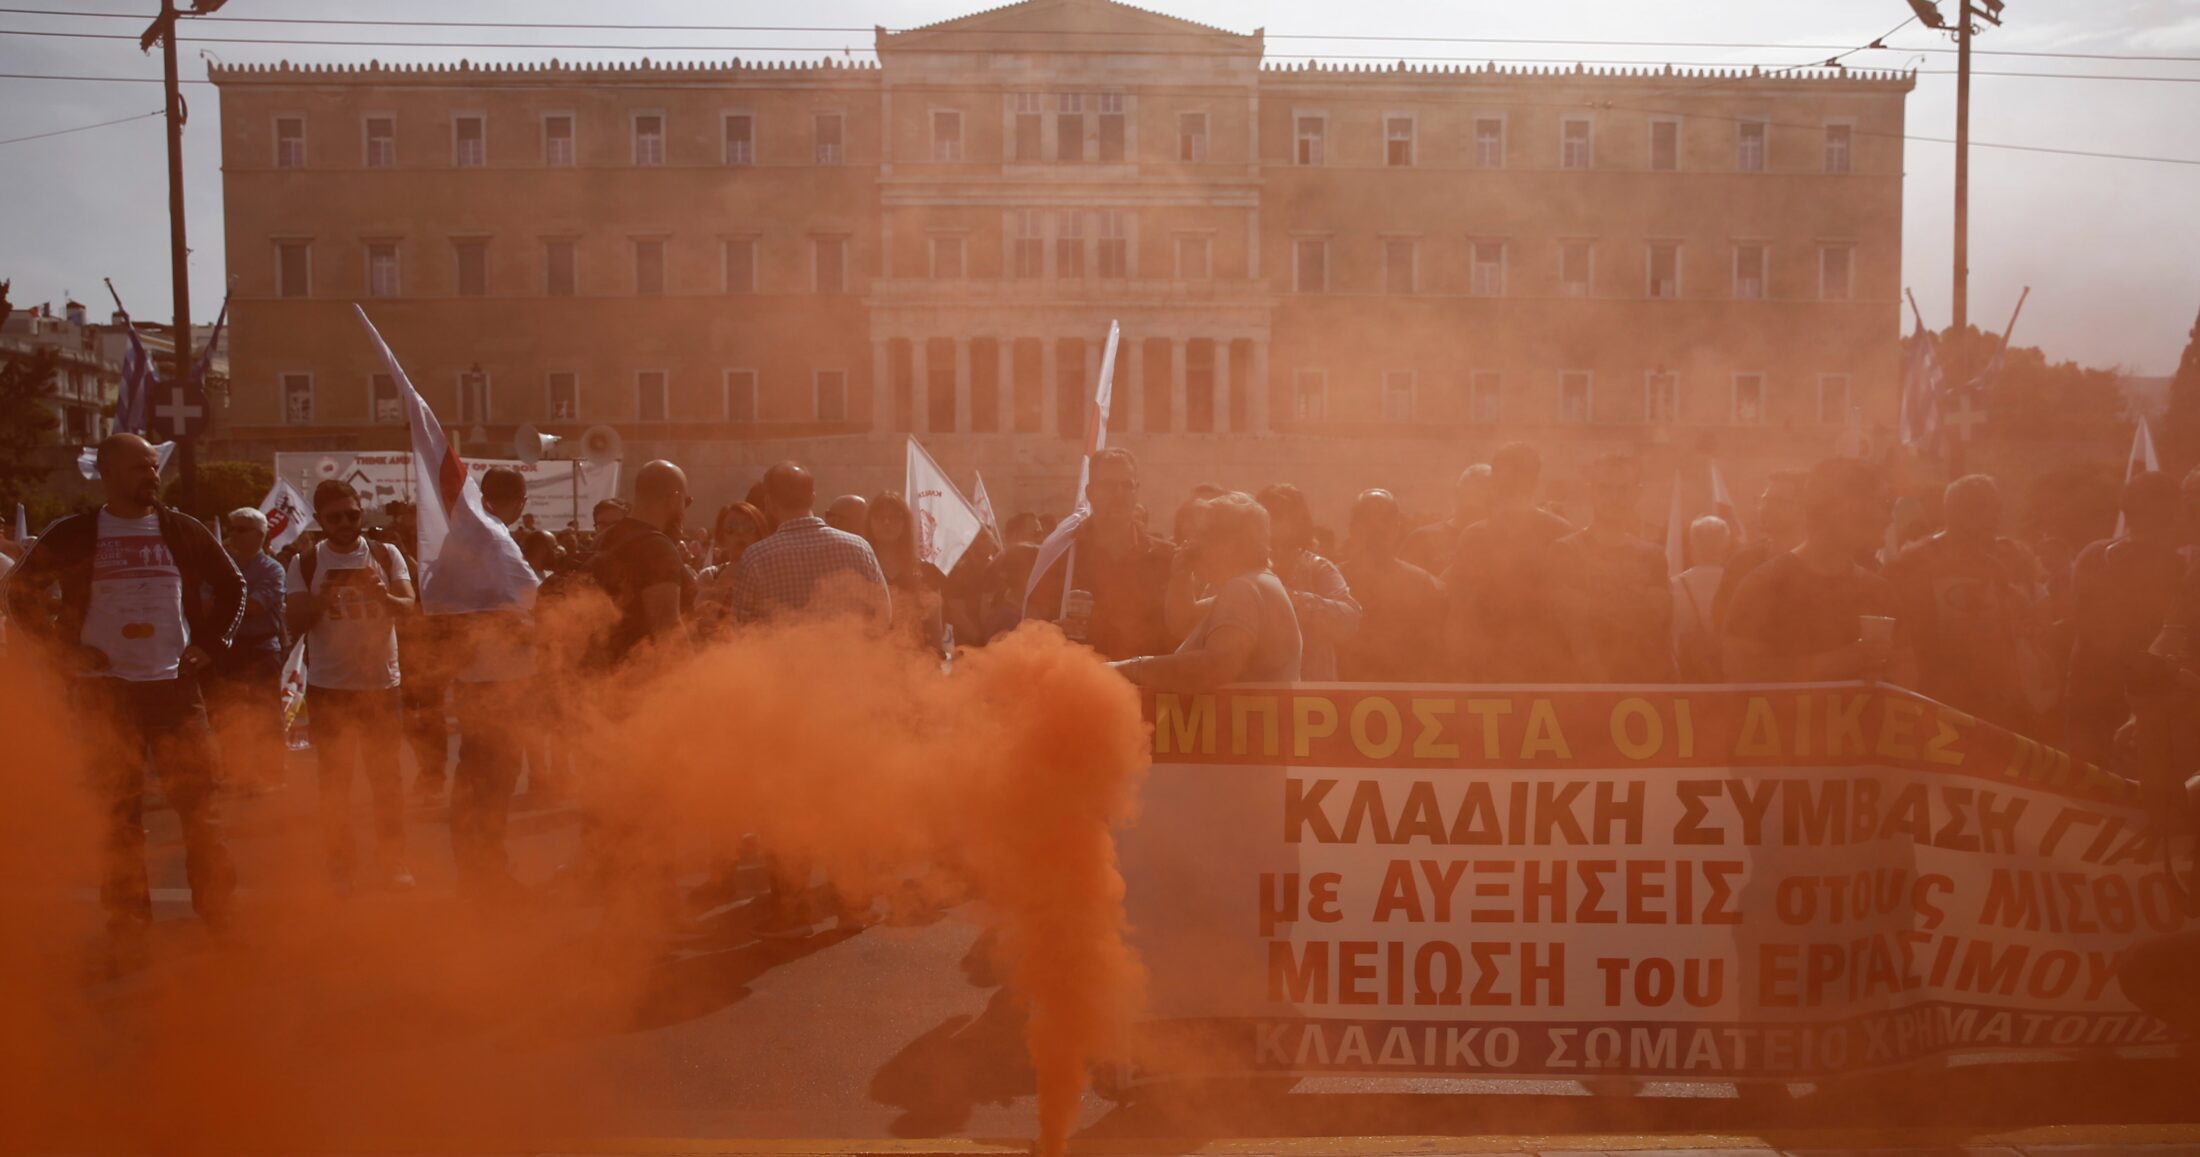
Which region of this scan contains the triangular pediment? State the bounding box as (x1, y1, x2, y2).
(882, 0, 1257, 54)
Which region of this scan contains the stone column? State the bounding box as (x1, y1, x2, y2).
(1040, 337, 1059, 436)
(953, 337, 972, 434)
(998, 337, 1016, 434)
(872, 338, 892, 431)
(1249, 340, 1270, 432)
(1168, 337, 1188, 433)
(1215, 337, 1234, 433)
(1123, 334, 1145, 434)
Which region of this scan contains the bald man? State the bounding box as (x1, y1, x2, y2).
(5, 433, 244, 965)
(589, 459, 696, 664)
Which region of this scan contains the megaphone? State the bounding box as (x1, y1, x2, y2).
(580, 424, 623, 465)
(515, 423, 562, 465)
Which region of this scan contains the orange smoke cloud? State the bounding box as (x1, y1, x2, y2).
(0, 615, 1149, 1157)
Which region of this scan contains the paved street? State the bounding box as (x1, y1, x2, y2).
(23, 741, 2199, 1156)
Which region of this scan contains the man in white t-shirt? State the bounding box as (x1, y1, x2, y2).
(445, 467, 542, 901)
(286, 480, 416, 891)
(3, 434, 245, 968)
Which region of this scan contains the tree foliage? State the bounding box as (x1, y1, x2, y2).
(1918, 324, 2130, 439)
(172, 458, 271, 521)
(0, 277, 60, 512)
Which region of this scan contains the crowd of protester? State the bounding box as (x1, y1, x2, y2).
(1, 431, 2195, 1031)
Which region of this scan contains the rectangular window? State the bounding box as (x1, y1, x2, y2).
(932, 109, 963, 162)
(281, 373, 313, 424)
(274, 115, 305, 168)
(1734, 373, 1767, 423)
(633, 112, 665, 166)
(1384, 238, 1415, 295)
(1471, 241, 1505, 297)
(543, 113, 575, 166)
(724, 113, 755, 165)
(1824, 123, 1853, 173)
(1738, 121, 1767, 172)
(1560, 240, 1592, 297)
(1647, 242, 1680, 299)
(1014, 93, 1043, 161)
(930, 235, 965, 280)
(1293, 369, 1327, 422)
(722, 237, 756, 293)
(1820, 245, 1854, 300)
(1560, 371, 1593, 424)
(636, 371, 668, 422)
(1382, 370, 1416, 421)
(366, 242, 400, 298)
(1174, 235, 1210, 280)
(1056, 211, 1085, 279)
(1012, 211, 1044, 280)
(1468, 371, 1501, 423)
(1097, 93, 1126, 162)
(1096, 212, 1128, 278)
(815, 112, 844, 164)
(370, 373, 400, 424)
(1055, 95, 1085, 163)
(1646, 371, 1680, 423)
(1650, 119, 1679, 171)
(276, 241, 311, 298)
(1385, 115, 1415, 167)
(1294, 238, 1327, 293)
(1819, 374, 1852, 424)
(1179, 111, 1208, 162)
(1734, 243, 1767, 300)
(813, 236, 846, 293)
(634, 238, 666, 296)
(453, 114, 485, 167)
(725, 369, 758, 422)
(365, 115, 395, 169)
(815, 370, 848, 422)
(545, 239, 576, 296)
(1295, 114, 1326, 166)
(458, 370, 490, 425)
(1561, 118, 1593, 169)
(547, 371, 579, 420)
(454, 239, 487, 296)
(1473, 117, 1504, 167)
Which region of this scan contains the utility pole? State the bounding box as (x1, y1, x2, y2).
(142, 0, 224, 509)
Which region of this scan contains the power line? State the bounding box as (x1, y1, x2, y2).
(0, 6, 2193, 62)
(0, 106, 159, 145)
(1, 27, 2194, 83)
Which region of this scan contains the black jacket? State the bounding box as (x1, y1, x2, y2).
(3, 505, 247, 663)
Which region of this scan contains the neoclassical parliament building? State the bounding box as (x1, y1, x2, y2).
(211, 0, 1914, 514)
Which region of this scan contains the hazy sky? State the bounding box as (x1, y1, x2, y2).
(2, 0, 2195, 372)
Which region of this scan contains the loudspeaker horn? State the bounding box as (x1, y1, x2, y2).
(580, 424, 623, 465)
(514, 423, 562, 465)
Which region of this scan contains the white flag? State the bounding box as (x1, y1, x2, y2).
(1024, 321, 1121, 612)
(77, 440, 176, 481)
(971, 470, 1002, 546)
(278, 639, 309, 728)
(354, 305, 538, 616)
(906, 436, 986, 574)
(1664, 469, 1686, 580)
(257, 476, 311, 553)
(1709, 461, 1741, 543)
(10, 502, 25, 544)
(2116, 417, 2162, 537)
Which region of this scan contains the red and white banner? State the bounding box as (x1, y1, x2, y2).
(1119, 683, 2188, 1083)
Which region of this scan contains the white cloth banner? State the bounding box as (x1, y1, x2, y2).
(971, 470, 1002, 546)
(273, 452, 619, 531)
(906, 436, 986, 574)
(257, 477, 310, 553)
(355, 305, 539, 617)
(1023, 320, 1121, 613)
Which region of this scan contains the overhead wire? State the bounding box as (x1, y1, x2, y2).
(0, 105, 158, 145)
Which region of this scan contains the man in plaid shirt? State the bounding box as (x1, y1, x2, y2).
(733, 461, 891, 626)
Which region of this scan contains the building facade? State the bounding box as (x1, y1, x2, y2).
(1, 302, 121, 446)
(210, 0, 1912, 518)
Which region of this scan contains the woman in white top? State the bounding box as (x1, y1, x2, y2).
(1114, 492, 1301, 691)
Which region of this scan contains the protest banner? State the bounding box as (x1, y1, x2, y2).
(273, 451, 619, 530)
(1118, 683, 2189, 1084)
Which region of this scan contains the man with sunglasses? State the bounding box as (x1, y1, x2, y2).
(287, 480, 416, 892)
(4, 433, 243, 968)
